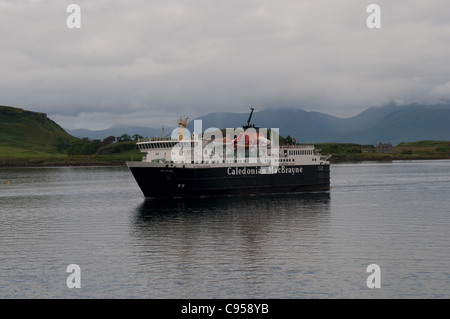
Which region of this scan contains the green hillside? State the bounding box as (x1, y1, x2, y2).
(0, 105, 141, 165)
(0, 105, 75, 153)
(317, 140, 450, 162)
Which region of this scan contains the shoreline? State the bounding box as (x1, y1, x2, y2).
(1, 156, 450, 168)
(328, 155, 450, 163)
(329, 156, 450, 164)
(0, 161, 127, 168)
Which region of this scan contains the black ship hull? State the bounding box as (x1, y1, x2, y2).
(127, 163, 330, 198)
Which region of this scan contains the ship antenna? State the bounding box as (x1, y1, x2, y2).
(243, 107, 255, 130)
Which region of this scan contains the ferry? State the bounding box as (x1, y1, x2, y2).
(126, 108, 330, 198)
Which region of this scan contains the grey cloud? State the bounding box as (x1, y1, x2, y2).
(1, 0, 450, 129)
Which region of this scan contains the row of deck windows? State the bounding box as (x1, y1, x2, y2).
(289, 149, 313, 155)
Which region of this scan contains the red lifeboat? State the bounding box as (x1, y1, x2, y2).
(234, 132, 259, 148)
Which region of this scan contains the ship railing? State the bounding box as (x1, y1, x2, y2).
(137, 137, 173, 143)
(280, 144, 314, 149)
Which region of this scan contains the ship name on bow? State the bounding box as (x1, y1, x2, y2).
(227, 166, 303, 176)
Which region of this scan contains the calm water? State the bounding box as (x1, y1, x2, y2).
(1, 161, 450, 298)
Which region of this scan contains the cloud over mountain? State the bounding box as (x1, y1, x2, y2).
(2, 1, 450, 130)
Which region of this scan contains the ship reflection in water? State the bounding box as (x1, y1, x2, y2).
(133, 192, 331, 226)
(130, 192, 331, 298)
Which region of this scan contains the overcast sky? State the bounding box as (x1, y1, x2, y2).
(1, 0, 450, 130)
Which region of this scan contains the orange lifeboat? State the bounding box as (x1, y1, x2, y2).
(234, 132, 259, 148)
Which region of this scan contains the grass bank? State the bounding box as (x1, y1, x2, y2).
(0, 144, 142, 167)
(317, 140, 450, 162)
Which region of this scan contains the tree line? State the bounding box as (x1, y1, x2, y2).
(67, 134, 143, 155)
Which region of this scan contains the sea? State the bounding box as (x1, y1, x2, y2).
(1, 160, 450, 299)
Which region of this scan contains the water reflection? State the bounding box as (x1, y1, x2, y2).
(128, 192, 331, 298)
(131, 192, 332, 256)
(133, 192, 331, 225)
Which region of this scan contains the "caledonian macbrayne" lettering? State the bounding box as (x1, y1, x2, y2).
(227, 166, 303, 176)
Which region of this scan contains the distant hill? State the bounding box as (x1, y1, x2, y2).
(4, 103, 450, 150)
(0, 105, 75, 154)
(67, 126, 169, 140)
(64, 103, 450, 145)
(186, 103, 450, 145)
(339, 104, 450, 144)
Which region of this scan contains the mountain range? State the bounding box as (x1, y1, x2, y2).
(67, 103, 450, 145)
